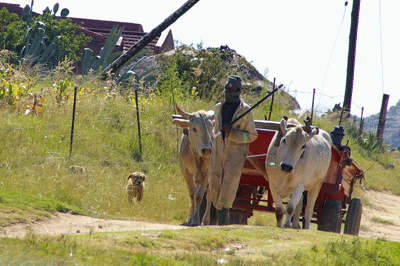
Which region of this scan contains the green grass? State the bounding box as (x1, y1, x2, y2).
(371, 217, 395, 225)
(0, 226, 399, 265)
(0, 191, 83, 227)
(2, 63, 400, 264)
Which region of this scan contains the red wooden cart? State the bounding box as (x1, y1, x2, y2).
(229, 120, 364, 235)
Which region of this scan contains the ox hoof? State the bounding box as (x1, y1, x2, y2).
(283, 224, 292, 229)
(190, 223, 200, 227)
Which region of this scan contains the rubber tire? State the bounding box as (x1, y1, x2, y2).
(344, 198, 362, 236)
(317, 199, 343, 233)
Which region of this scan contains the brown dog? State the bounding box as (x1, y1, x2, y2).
(126, 172, 146, 203)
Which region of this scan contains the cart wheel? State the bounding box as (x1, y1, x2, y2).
(344, 198, 362, 236)
(317, 199, 343, 233)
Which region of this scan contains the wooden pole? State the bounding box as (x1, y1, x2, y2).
(69, 87, 78, 158)
(339, 105, 345, 125)
(310, 88, 316, 124)
(268, 78, 276, 121)
(377, 94, 389, 142)
(100, 0, 200, 78)
(343, 0, 361, 118)
(358, 107, 364, 138)
(135, 89, 142, 155)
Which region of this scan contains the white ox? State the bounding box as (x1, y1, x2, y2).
(266, 117, 332, 229)
(173, 104, 214, 226)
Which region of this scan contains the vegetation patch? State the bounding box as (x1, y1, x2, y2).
(0, 191, 83, 226)
(371, 216, 395, 225)
(1, 227, 400, 265)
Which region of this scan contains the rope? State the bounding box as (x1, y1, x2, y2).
(199, 113, 213, 146)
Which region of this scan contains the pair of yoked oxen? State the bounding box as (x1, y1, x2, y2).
(173, 105, 331, 228)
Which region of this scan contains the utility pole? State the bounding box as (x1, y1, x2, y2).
(343, 0, 361, 118)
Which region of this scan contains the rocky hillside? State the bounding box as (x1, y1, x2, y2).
(362, 100, 400, 149)
(134, 45, 301, 111)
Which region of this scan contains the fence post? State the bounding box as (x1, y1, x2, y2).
(377, 94, 389, 142)
(339, 104, 347, 125)
(358, 107, 364, 138)
(135, 89, 142, 155)
(268, 78, 276, 121)
(310, 88, 316, 124)
(69, 87, 78, 158)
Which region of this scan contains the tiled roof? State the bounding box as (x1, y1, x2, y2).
(0, 2, 174, 55)
(80, 26, 160, 53)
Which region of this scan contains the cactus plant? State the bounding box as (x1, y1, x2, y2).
(17, 2, 86, 70)
(80, 26, 124, 74)
(60, 8, 69, 18)
(80, 25, 157, 88)
(42, 2, 69, 18)
(21, 0, 34, 26)
(20, 21, 68, 68)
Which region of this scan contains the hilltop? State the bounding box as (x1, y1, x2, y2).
(134, 44, 301, 111)
(360, 100, 400, 149)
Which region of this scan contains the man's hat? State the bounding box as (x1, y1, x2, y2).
(331, 125, 345, 136)
(225, 75, 242, 90)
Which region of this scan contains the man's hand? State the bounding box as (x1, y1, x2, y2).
(222, 124, 232, 137)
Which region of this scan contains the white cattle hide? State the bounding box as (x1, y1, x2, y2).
(266, 117, 332, 229)
(173, 104, 214, 226)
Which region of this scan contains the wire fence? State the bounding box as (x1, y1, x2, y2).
(2, 86, 391, 161)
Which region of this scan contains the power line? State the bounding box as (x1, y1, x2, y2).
(378, 0, 385, 95)
(317, 1, 349, 106)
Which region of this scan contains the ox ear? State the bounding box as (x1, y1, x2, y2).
(173, 118, 191, 128)
(306, 127, 319, 141)
(176, 104, 191, 120)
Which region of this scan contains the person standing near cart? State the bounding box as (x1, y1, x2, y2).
(207, 75, 258, 225)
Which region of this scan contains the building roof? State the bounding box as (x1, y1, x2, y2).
(0, 2, 174, 55)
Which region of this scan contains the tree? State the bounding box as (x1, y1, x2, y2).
(0, 6, 91, 64)
(0, 7, 27, 51)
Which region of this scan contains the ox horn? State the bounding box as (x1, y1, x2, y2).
(176, 104, 191, 120)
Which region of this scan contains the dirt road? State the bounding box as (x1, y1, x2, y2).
(1, 190, 400, 241)
(358, 189, 400, 242)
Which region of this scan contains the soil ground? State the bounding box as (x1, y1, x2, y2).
(1, 190, 400, 242)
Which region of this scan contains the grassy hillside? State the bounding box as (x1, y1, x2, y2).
(1, 65, 398, 224)
(1, 56, 400, 264)
(1, 57, 400, 222)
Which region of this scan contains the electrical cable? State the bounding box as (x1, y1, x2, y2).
(378, 0, 385, 95)
(316, 1, 348, 109)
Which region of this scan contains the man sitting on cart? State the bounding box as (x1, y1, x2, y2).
(207, 75, 258, 225)
(330, 125, 352, 166)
